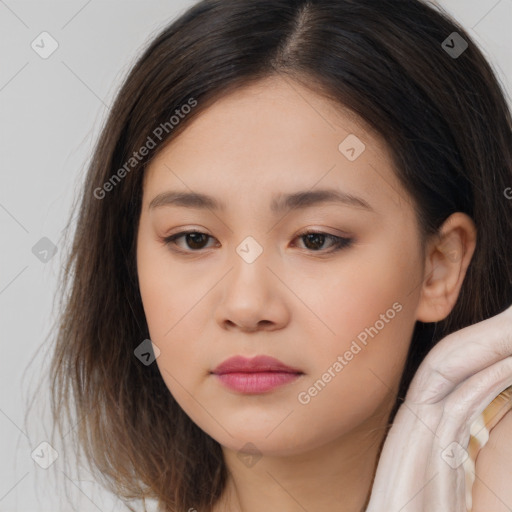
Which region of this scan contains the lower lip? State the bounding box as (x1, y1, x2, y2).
(214, 372, 302, 393)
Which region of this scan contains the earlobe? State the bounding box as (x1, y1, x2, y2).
(416, 212, 477, 323)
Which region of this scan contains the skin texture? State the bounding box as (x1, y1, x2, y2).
(135, 75, 507, 512)
(472, 406, 512, 511)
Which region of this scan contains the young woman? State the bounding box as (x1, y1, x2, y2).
(47, 0, 512, 511)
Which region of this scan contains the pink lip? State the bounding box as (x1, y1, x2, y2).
(211, 355, 304, 394)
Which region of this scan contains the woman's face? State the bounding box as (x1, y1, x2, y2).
(136, 75, 425, 456)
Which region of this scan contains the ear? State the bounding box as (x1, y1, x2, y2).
(416, 212, 477, 323)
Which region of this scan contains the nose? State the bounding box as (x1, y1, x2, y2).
(214, 243, 290, 333)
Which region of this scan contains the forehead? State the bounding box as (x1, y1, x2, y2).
(142, 76, 409, 216)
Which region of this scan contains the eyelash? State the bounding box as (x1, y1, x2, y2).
(162, 229, 353, 255)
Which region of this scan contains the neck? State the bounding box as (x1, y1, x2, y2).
(213, 400, 393, 512)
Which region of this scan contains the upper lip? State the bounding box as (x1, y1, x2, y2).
(211, 355, 303, 374)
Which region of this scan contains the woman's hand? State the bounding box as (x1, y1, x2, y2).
(365, 304, 512, 512)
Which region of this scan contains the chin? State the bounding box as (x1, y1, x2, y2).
(203, 419, 334, 458)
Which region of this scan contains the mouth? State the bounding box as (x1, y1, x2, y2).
(211, 355, 304, 394)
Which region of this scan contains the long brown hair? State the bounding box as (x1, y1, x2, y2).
(39, 0, 512, 510)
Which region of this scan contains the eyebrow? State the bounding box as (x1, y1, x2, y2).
(148, 188, 374, 214)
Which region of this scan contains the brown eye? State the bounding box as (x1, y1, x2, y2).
(295, 231, 353, 253)
(301, 232, 329, 250)
(183, 232, 210, 250)
(163, 230, 353, 255)
(163, 231, 216, 252)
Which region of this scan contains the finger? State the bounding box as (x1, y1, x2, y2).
(436, 358, 512, 437)
(406, 304, 512, 405)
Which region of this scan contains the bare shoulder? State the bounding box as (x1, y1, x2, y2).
(472, 406, 512, 512)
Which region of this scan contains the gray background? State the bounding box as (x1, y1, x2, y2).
(1, 1, 511, 510)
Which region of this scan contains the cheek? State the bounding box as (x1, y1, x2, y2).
(137, 230, 204, 339)
(136, 235, 214, 398)
(138, 267, 207, 407)
(311, 233, 421, 352)
(293, 239, 420, 424)
(289, 302, 416, 455)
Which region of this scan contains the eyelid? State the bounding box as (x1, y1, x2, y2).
(161, 228, 354, 255)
